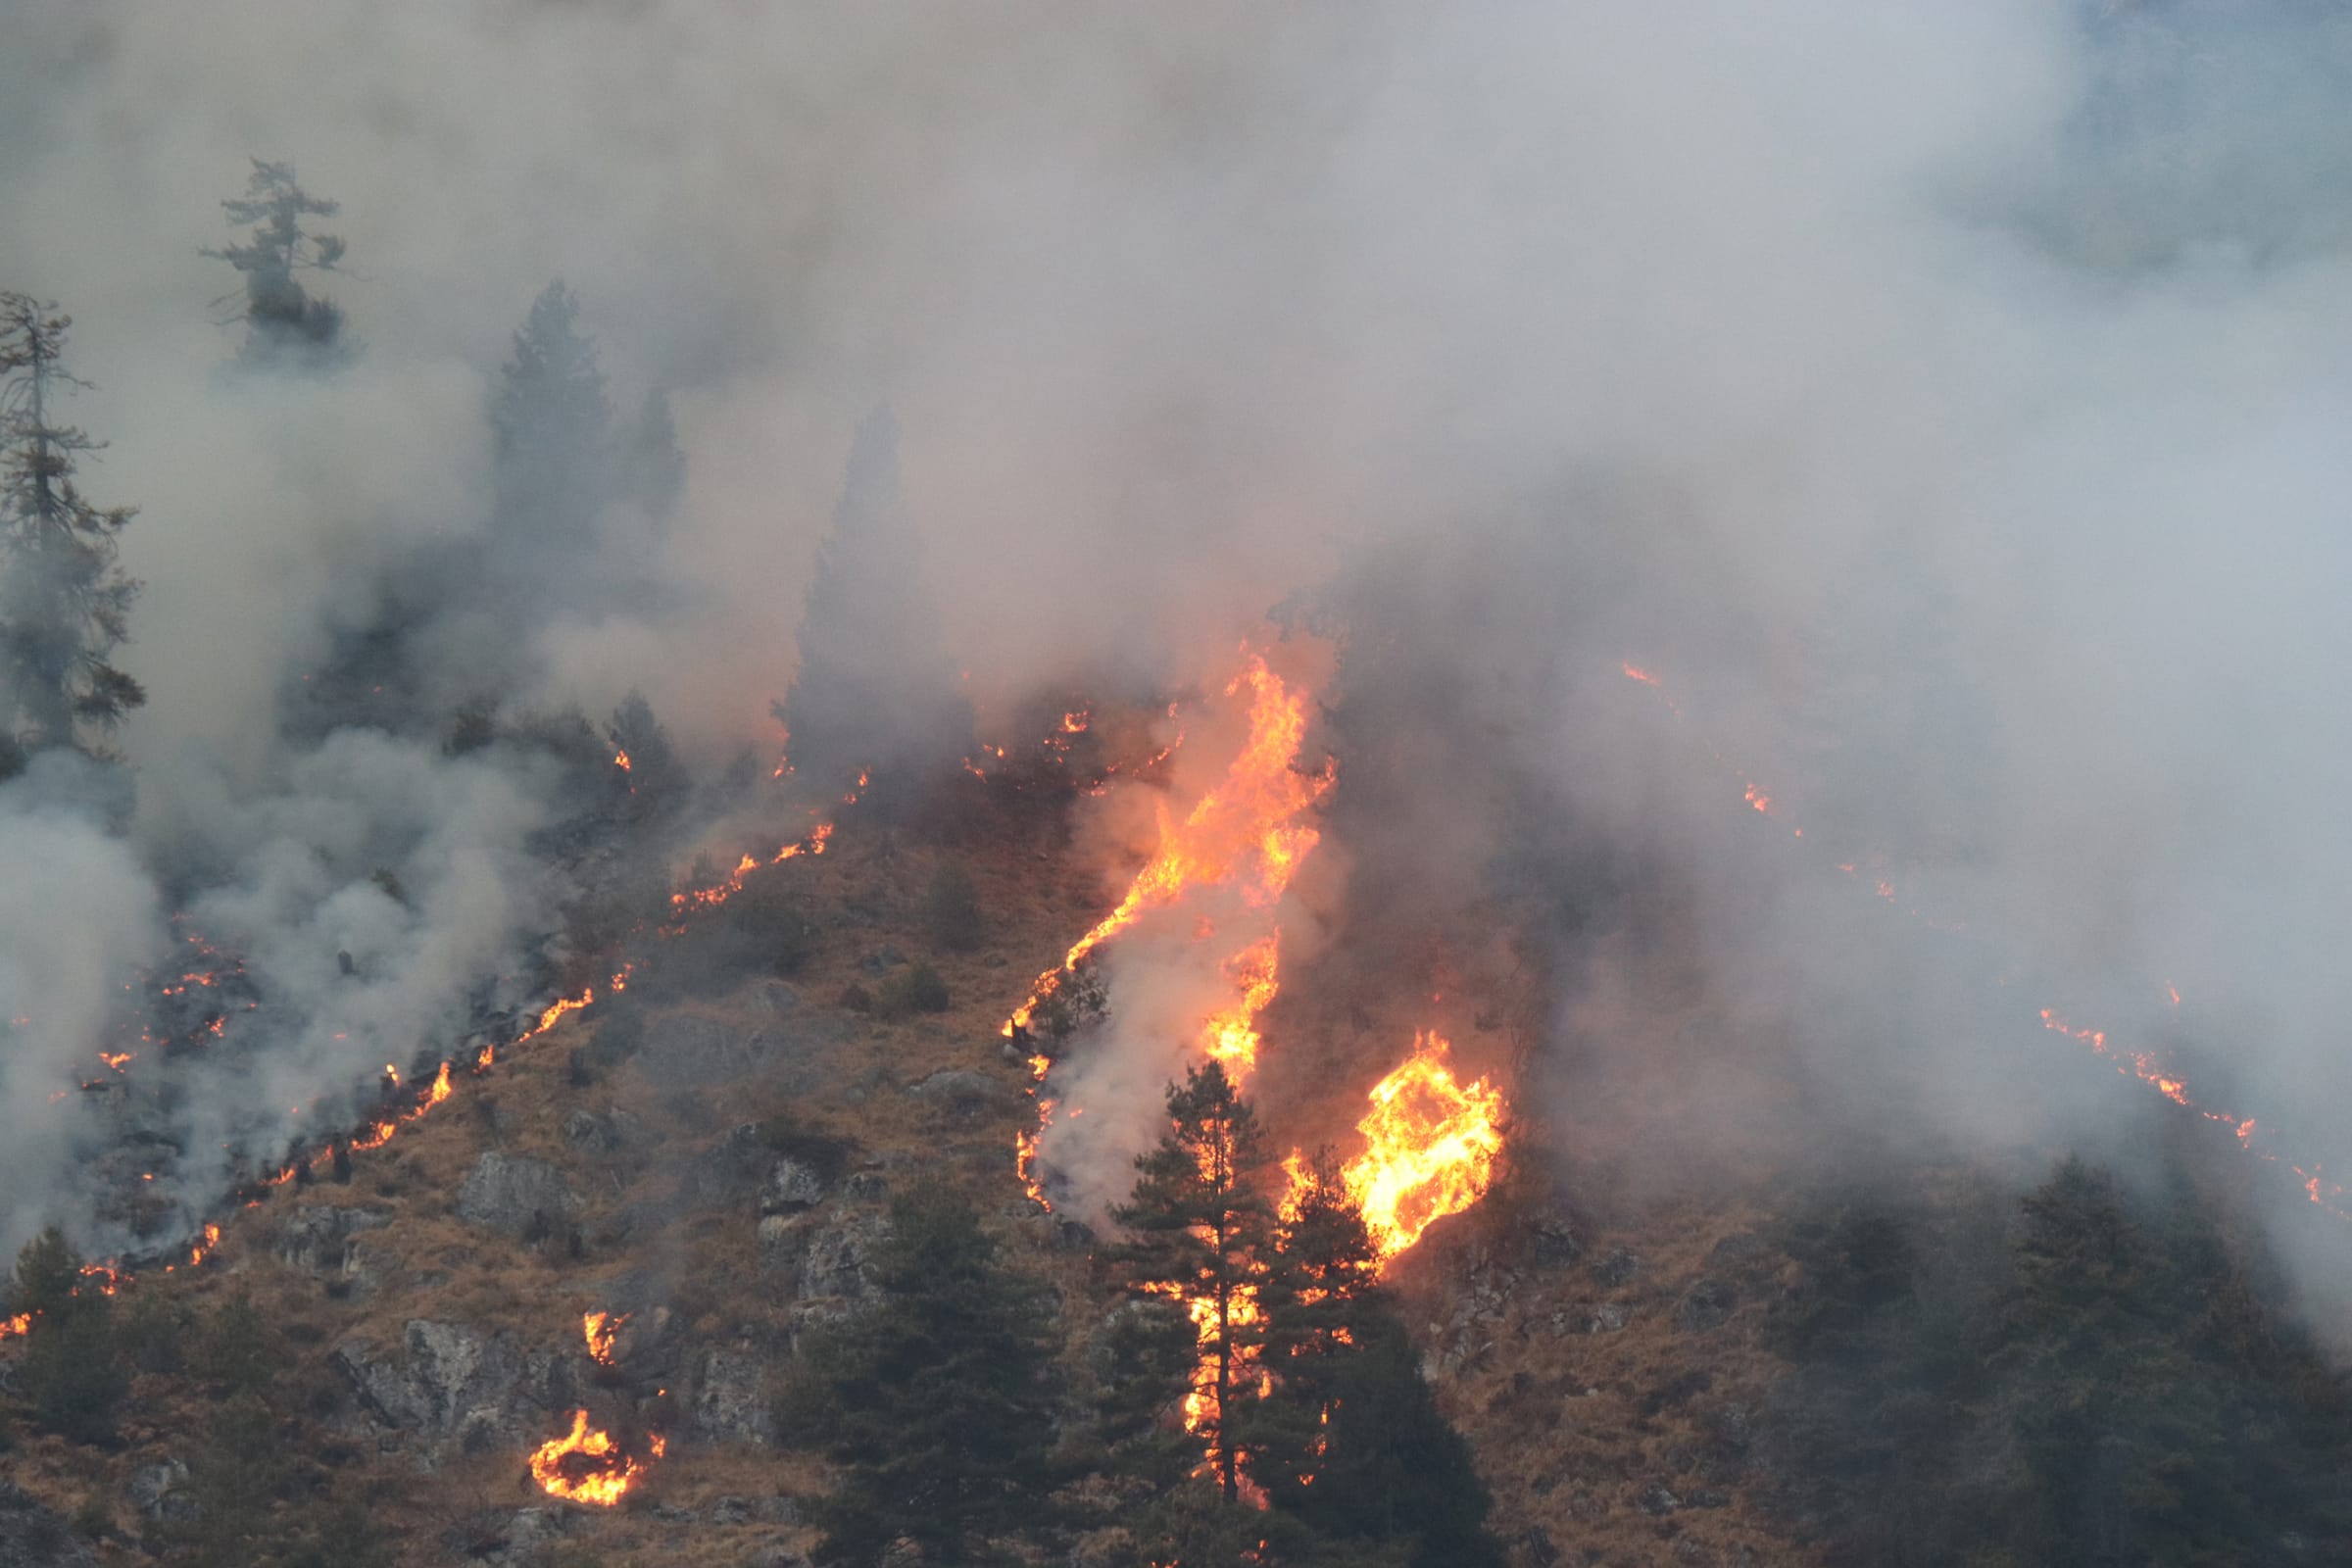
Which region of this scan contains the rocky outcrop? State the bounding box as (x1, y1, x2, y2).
(455, 1152, 577, 1239)
(123, 1459, 194, 1525)
(758, 1206, 892, 1299)
(686, 1348, 774, 1445)
(332, 1320, 577, 1453)
(636, 1014, 831, 1091)
(905, 1068, 1012, 1113)
(273, 1204, 392, 1274)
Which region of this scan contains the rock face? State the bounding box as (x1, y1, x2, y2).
(687, 1348, 775, 1445)
(761, 1156, 828, 1214)
(274, 1204, 392, 1273)
(124, 1459, 194, 1524)
(0, 1483, 96, 1568)
(333, 1320, 576, 1452)
(1673, 1278, 1738, 1333)
(905, 1069, 1010, 1112)
(760, 1207, 892, 1298)
(455, 1152, 577, 1239)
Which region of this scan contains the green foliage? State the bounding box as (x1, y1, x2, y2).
(1774, 1159, 2352, 1566)
(1032, 956, 1108, 1042)
(195, 1293, 276, 1396)
(121, 1289, 194, 1374)
(875, 962, 951, 1017)
(779, 1182, 1061, 1565)
(10, 1226, 128, 1444)
(922, 862, 985, 953)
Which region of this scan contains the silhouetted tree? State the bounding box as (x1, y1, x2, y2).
(1112, 1059, 1276, 1504)
(204, 159, 349, 368)
(491, 281, 611, 558)
(0, 295, 144, 759)
(620, 387, 686, 523)
(774, 405, 973, 808)
(778, 1183, 1060, 1565)
(605, 688, 682, 821)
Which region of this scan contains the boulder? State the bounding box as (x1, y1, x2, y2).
(687, 1349, 774, 1445)
(1589, 1247, 1640, 1287)
(760, 1157, 827, 1214)
(455, 1152, 577, 1239)
(905, 1069, 1011, 1112)
(798, 1208, 893, 1299)
(1673, 1278, 1738, 1333)
(274, 1204, 392, 1273)
(124, 1459, 193, 1523)
(332, 1320, 575, 1451)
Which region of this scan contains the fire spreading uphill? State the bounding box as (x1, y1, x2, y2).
(1003, 649, 1512, 1482)
(1617, 660, 2350, 1223)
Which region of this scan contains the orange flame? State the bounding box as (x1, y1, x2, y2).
(529, 1409, 665, 1505)
(583, 1310, 629, 1365)
(1311, 1032, 1506, 1262)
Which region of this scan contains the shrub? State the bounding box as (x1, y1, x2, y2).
(876, 964, 952, 1018)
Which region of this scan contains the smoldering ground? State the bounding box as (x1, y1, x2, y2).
(4, 3, 2352, 1305)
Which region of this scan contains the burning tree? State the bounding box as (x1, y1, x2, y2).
(1112, 1058, 1277, 1505)
(0, 295, 145, 761)
(203, 159, 350, 368)
(774, 404, 973, 809)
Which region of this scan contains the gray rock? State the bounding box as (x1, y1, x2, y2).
(333, 1320, 574, 1450)
(639, 1015, 826, 1091)
(1530, 1217, 1582, 1268)
(1638, 1483, 1681, 1515)
(1673, 1278, 1738, 1333)
(274, 1204, 392, 1272)
(124, 1458, 190, 1522)
(841, 1170, 891, 1202)
(688, 1349, 774, 1445)
(798, 1208, 893, 1299)
(455, 1152, 577, 1239)
(690, 1124, 773, 1206)
(858, 944, 907, 975)
(0, 1483, 97, 1568)
(758, 1213, 802, 1276)
(760, 1157, 827, 1214)
(762, 983, 801, 1014)
(563, 1108, 641, 1152)
(1687, 1489, 1731, 1508)
(906, 1069, 1010, 1111)
(1590, 1247, 1640, 1287)
(1553, 1300, 1630, 1335)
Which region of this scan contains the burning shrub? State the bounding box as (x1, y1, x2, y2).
(875, 963, 951, 1018)
(922, 862, 985, 953)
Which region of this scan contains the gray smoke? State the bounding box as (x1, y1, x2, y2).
(2, 2, 2350, 1300)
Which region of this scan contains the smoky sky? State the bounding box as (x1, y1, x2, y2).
(5, 2, 2352, 1292)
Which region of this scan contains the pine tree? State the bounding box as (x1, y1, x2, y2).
(619, 387, 685, 524)
(9, 1226, 128, 1445)
(778, 1183, 1060, 1565)
(490, 280, 612, 562)
(605, 689, 682, 821)
(774, 405, 973, 808)
(204, 159, 349, 368)
(1253, 1154, 1505, 1568)
(0, 296, 144, 759)
(1111, 1059, 1277, 1504)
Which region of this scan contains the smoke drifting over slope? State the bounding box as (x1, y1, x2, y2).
(5, 1, 2352, 1301)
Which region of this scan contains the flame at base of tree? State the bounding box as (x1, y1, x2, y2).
(530, 1409, 665, 1505)
(1313, 1032, 1506, 1263)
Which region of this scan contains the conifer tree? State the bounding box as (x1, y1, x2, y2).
(204, 159, 349, 368)
(1112, 1059, 1277, 1504)
(0, 296, 144, 760)
(490, 280, 612, 560)
(774, 405, 973, 808)
(9, 1225, 128, 1445)
(1253, 1154, 1505, 1568)
(605, 689, 683, 821)
(778, 1183, 1060, 1565)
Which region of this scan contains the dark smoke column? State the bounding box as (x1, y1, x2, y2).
(774, 405, 972, 812)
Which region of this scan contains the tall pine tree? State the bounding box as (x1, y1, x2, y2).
(1112, 1059, 1277, 1505)
(0, 296, 144, 760)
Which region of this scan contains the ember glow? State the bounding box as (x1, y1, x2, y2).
(1318, 1032, 1507, 1262)
(529, 1409, 665, 1505)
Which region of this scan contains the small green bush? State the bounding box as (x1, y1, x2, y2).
(876, 963, 952, 1018)
(922, 864, 984, 953)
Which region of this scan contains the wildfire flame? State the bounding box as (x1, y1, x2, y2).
(583, 1310, 629, 1365)
(1311, 1032, 1506, 1263)
(529, 1409, 665, 1505)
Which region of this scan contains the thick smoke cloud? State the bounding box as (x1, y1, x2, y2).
(3, 2, 2350, 1298)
